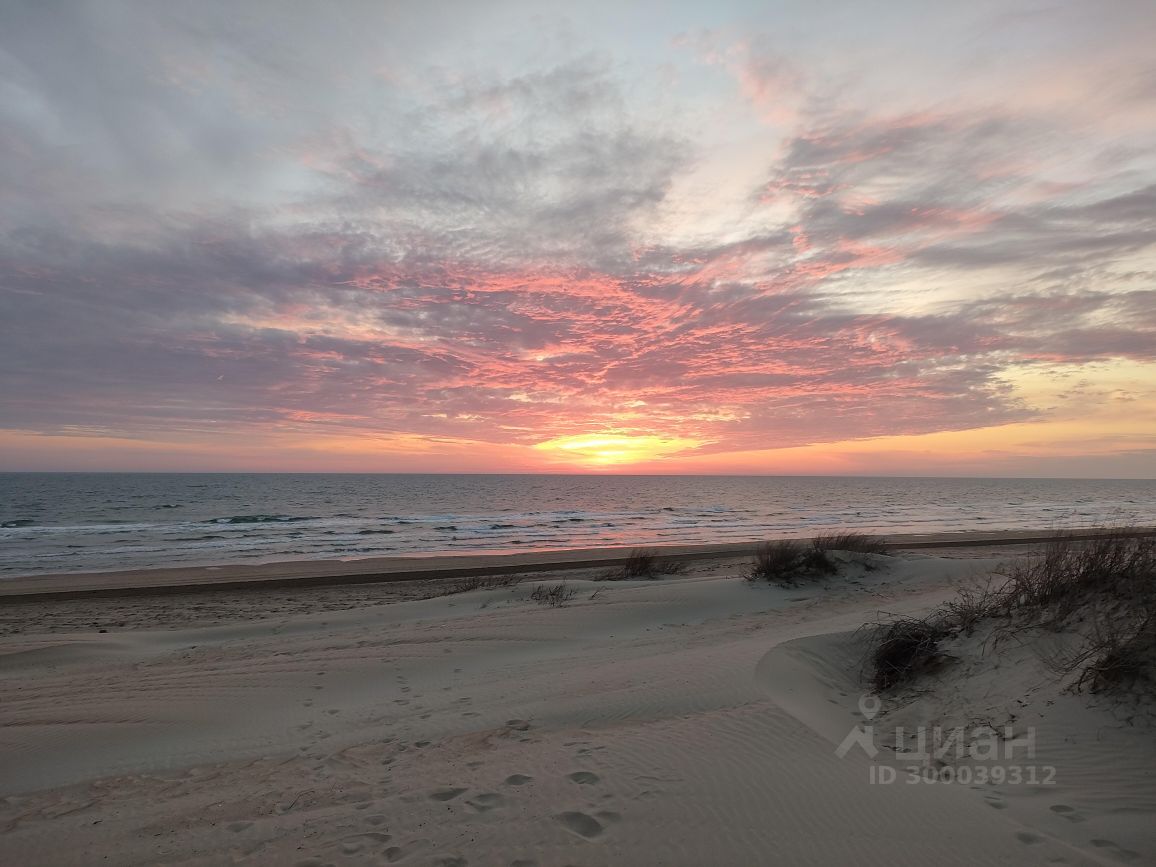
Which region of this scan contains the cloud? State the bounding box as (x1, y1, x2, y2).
(1, 0, 1154, 470)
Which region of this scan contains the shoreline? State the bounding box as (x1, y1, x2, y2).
(3, 525, 1153, 602)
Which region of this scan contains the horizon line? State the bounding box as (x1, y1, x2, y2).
(2, 469, 1154, 482)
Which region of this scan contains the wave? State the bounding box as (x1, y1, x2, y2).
(206, 514, 319, 525)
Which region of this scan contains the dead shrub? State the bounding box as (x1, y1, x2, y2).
(746, 539, 807, 585)
(601, 548, 689, 580)
(813, 532, 889, 556)
(528, 582, 577, 607)
(867, 616, 953, 691)
(434, 573, 524, 596)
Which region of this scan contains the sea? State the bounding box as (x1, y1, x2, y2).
(2, 473, 1154, 578)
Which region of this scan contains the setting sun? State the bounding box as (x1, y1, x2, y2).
(532, 433, 706, 466)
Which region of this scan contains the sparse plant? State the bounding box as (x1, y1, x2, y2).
(621, 549, 658, 578)
(812, 532, 888, 556)
(800, 544, 837, 576)
(433, 572, 524, 597)
(938, 581, 1002, 635)
(528, 582, 577, 607)
(993, 530, 1155, 630)
(746, 538, 839, 584)
(746, 539, 807, 584)
(867, 615, 953, 692)
(600, 548, 688, 580)
(1075, 613, 1156, 693)
(746, 532, 891, 586)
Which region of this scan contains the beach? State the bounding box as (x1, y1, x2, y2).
(5, 0, 1155, 862)
(2, 534, 1154, 865)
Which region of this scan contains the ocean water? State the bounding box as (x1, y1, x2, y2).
(1, 473, 1154, 578)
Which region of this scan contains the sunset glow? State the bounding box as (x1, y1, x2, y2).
(1, 1, 1154, 476)
(533, 434, 708, 467)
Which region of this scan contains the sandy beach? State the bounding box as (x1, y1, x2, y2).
(2, 534, 1154, 866)
(5, 0, 1155, 861)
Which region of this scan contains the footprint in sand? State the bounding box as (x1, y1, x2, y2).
(466, 793, 505, 812)
(504, 774, 533, 786)
(1049, 804, 1086, 823)
(567, 771, 600, 785)
(1015, 831, 1043, 845)
(384, 839, 430, 863)
(429, 788, 468, 802)
(227, 821, 253, 833)
(341, 831, 390, 851)
(555, 811, 604, 839)
(505, 719, 531, 731)
(1091, 839, 1140, 862)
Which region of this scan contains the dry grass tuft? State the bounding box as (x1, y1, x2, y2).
(812, 532, 889, 556)
(432, 573, 524, 596)
(868, 616, 952, 691)
(746, 540, 808, 585)
(601, 548, 689, 581)
(994, 530, 1155, 630)
(1073, 613, 1156, 693)
(745, 533, 887, 586)
(528, 582, 577, 607)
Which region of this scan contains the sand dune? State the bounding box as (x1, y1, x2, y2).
(1, 548, 1153, 865)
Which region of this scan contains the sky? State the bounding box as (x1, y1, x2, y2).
(1, 0, 1155, 476)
